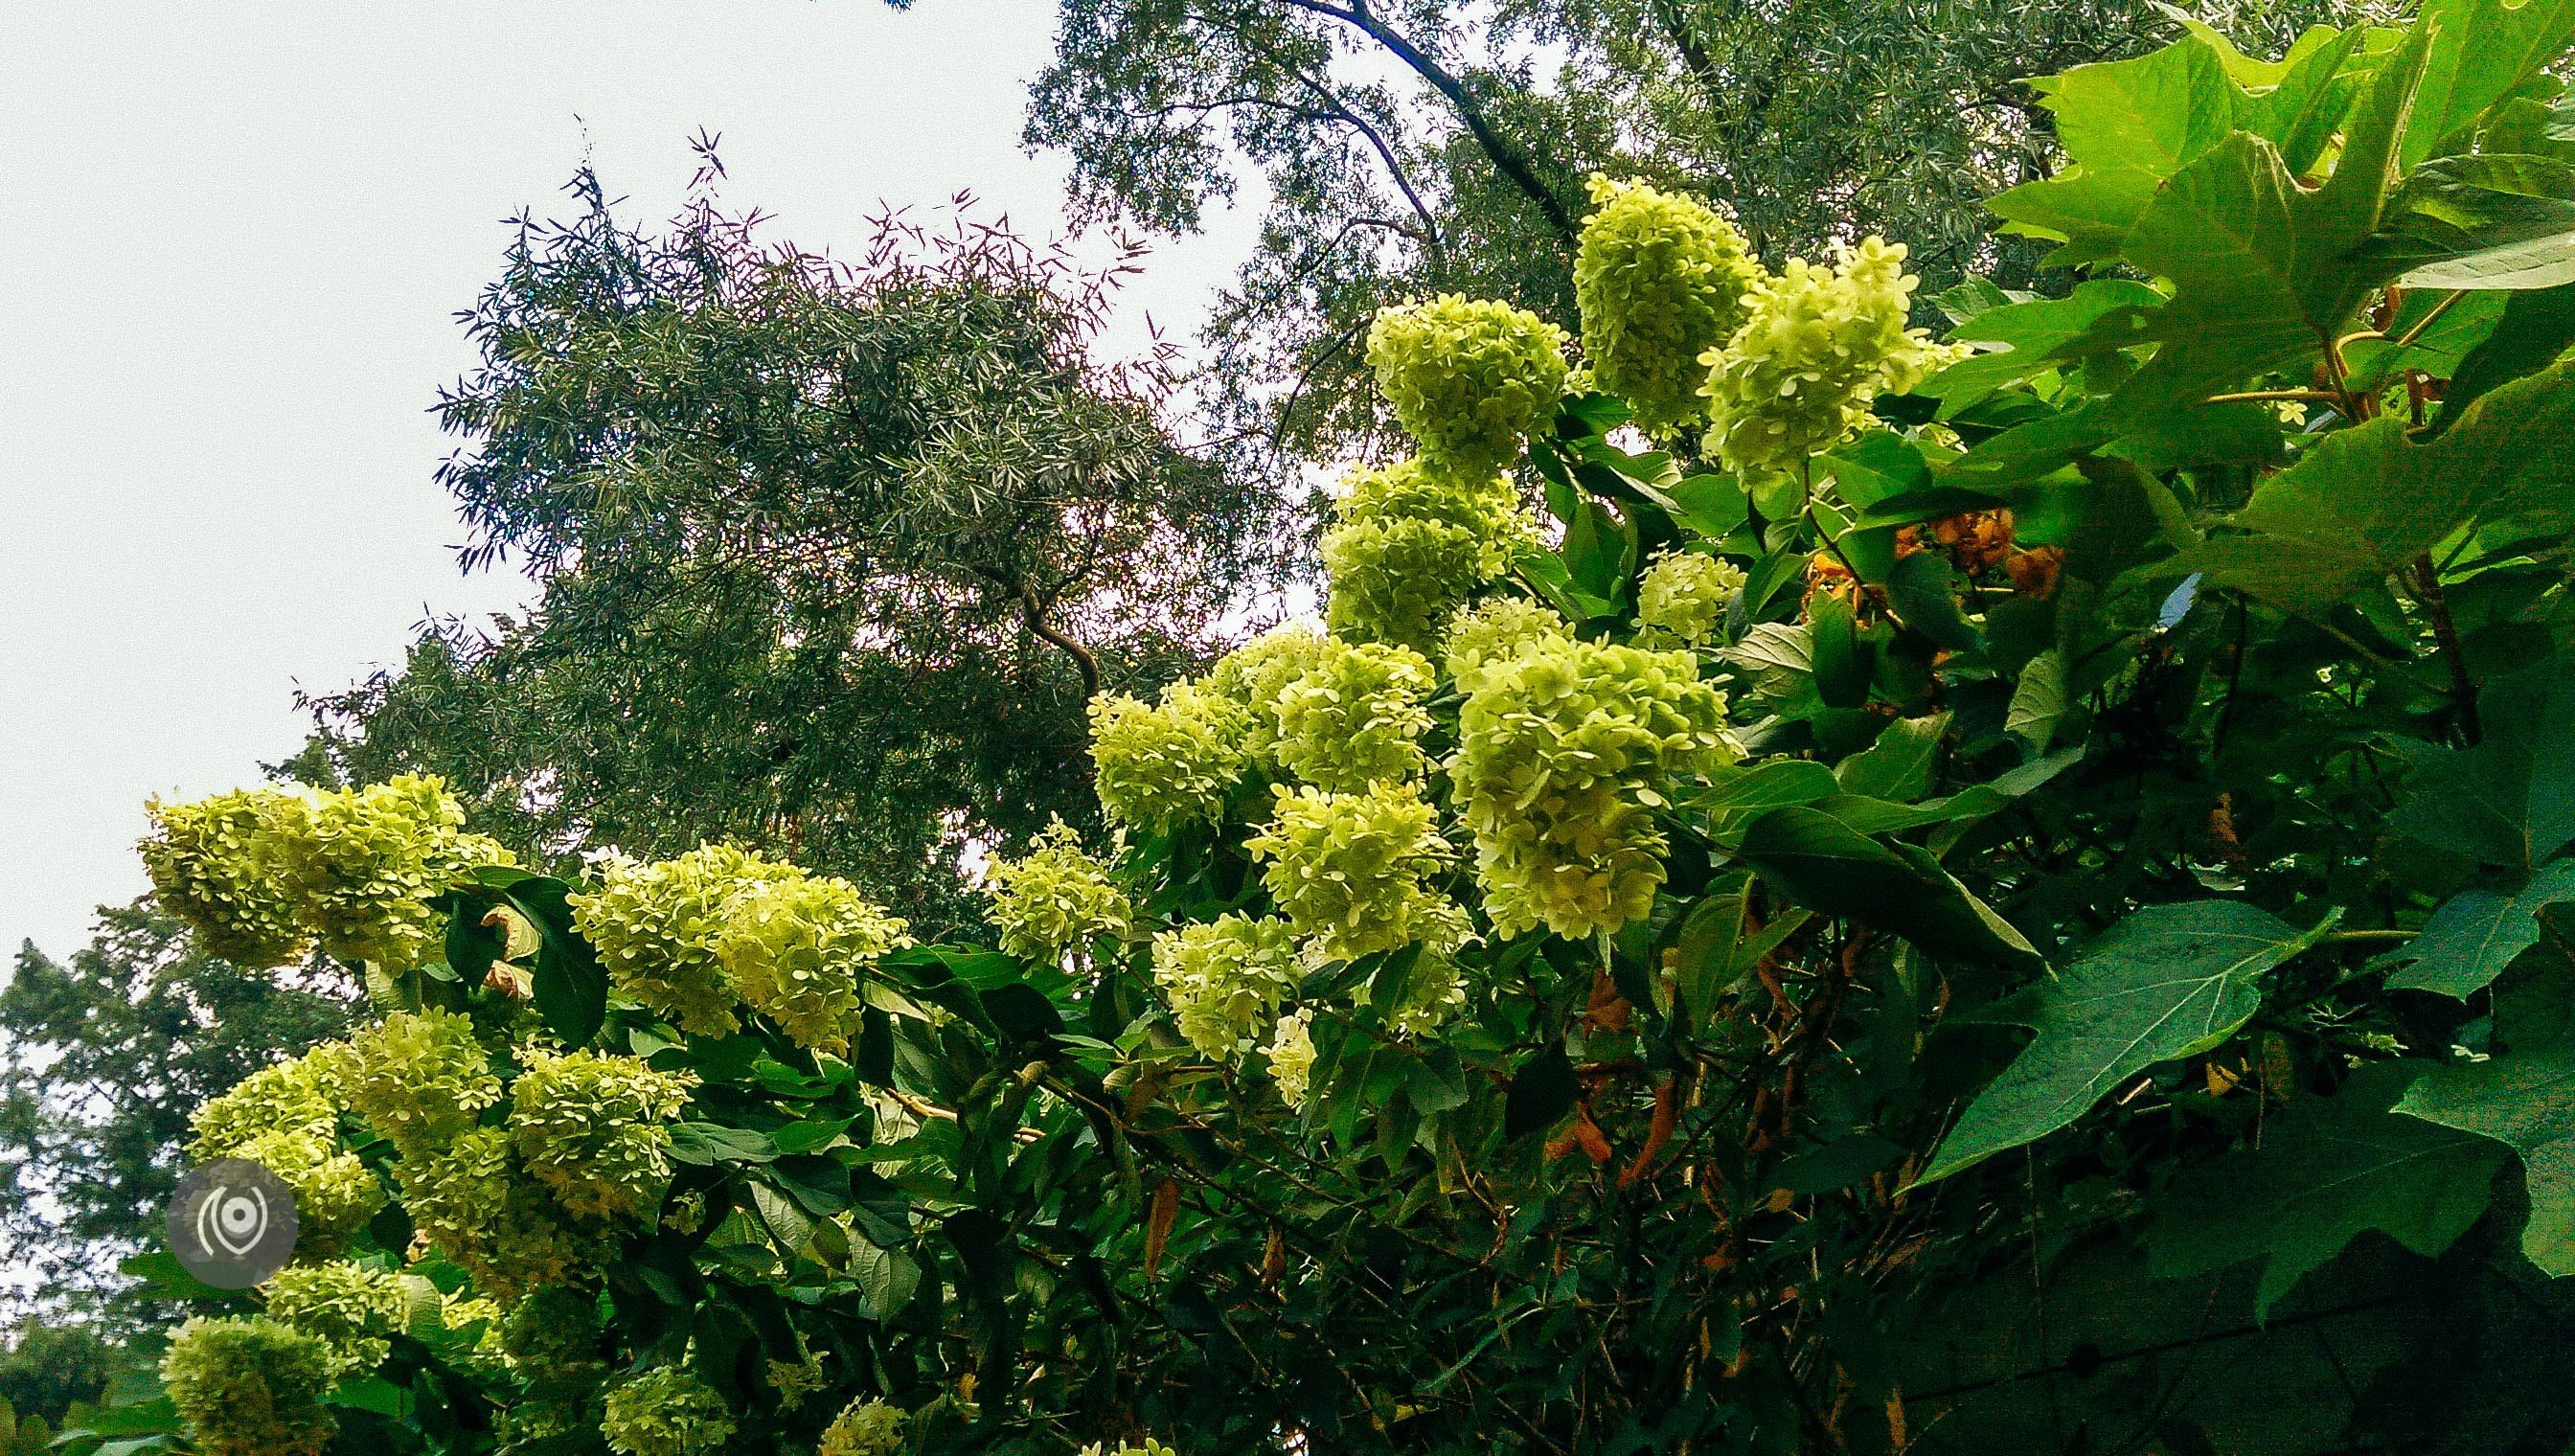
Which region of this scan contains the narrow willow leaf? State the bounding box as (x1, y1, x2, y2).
(1920, 900, 2331, 1182)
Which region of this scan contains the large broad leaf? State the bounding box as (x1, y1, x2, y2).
(2388, 661, 2575, 867)
(1919, 900, 2331, 1182)
(2170, 356, 2575, 615)
(1736, 807, 2040, 969)
(2363, 154, 2575, 289)
(2398, 1045, 2575, 1273)
(2149, 1061, 2507, 1317)
(1919, 280, 2167, 418)
(2429, 282, 2575, 434)
(1988, 38, 2248, 265)
(2387, 858, 2575, 996)
(2405, 0, 2575, 167)
(2104, 25, 2431, 416)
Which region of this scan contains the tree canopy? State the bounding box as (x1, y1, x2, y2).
(293, 169, 1304, 936)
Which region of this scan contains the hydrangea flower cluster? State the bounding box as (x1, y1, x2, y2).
(1573, 175, 1764, 436)
(1319, 459, 1532, 653)
(1246, 782, 1460, 962)
(570, 843, 803, 1035)
(511, 1049, 697, 1218)
(1088, 682, 1253, 833)
(262, 1260, 411, 1376)
(820, 1398, 908, 1456)
(139, 788, 311, 967)
(1448, 631, 1735, 938)
(1151, 913, 1301, 1058)
(1266, 1008, 1317, 1109)
(1272, 637, 1438, 791)
(162, 1316, 338, 1456)
(717, 873, 911, 1054)
(395, 1125, 604, 1299)
(985, 820, 1132, 967)
(1635, 550, 1747, 648)
(188, 1046, 386, 1246)
(1367, 295, 1569, 473)
(1204, 625, 1329, 770)
(1441, 596, 1567, 677)
(1698, 237, 1936, 479)
(602, 1368, 738, 1456)
(342, 1008, 503, 1156)
(1080, 1441, 1181, 1456)
(141, 776, 512, 970)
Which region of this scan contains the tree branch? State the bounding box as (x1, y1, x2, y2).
(1269, 0, 1577, 243)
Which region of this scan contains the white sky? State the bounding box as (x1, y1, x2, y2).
(0, 1, 1261, 964)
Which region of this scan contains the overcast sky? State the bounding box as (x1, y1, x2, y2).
(0, 1, 1258, 963)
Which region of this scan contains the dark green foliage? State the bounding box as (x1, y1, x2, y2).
(0, 904, 356, 1316)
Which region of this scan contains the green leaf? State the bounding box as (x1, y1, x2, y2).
(1503, 1042, 1579, 1140)
(1672, 877, 1812, 1021)
(1921, 280, 2167, 418)
(1886, 552, 1984, 653)
(2149, 1061, 2507, 1317)
(2363, 154, 2575, 289)
(1920, 900, 2332, 1182)
(1988, 38, 2247, 265)
(2397, 1045, 2575, 1273)
(2406, 0, 2575, 167)
(1737, 807, 2040, 968)
(1835, 714, 1950, 803)
(2172, 357, 2575, 615)
(2388, 662, 2575, 867)
(502, 877, 607, 1048)
(2430, 283, 2575, 434)
(1808, 592, 1871, 708)
(2388, 859, 2575, 996)
(2006, 651, 2069, 753)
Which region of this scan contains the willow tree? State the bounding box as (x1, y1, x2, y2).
(295, 171, 1303, 934)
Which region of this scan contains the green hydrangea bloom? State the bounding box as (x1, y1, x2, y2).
(572, 844, 802, 1036)
(1447, 634, 1735, 938)
(188, 1045, 385, 1245)
(1319, 460, 1533, 653)
(342, 1008, 502, 1157)
(262, 1261, 409, 1376)
(820, 1398, 907, 1456)
(985, 819, 1132, 967)
(140, 788, 312, 967)
(1088, 682, 1253, 833)
(1151, 914, 1301, 1059)
(1272, 638, 1438, 791)
(189, 1045, 347, 1155)
(1574, 175, 1764, 436)
(1265, 1009, 1316, 1111)
(1079, 1441, 1181, 1456)
(1204, 624, 1329, 769)
(500, 1285, 607, 1403)
(265, 775, 510, 971)
(1635, 550, 1747, 648)
(1440, 596, 1567, 678)
(1367, 295, 1570, 473)
(162, 1316, 337, 1456)
(511, 1049, 697, 1219)
(1246, 782, 1457, 962)
(1699, 237, 1934, 480)
(398, 1126, 603, 1299)
(1384, 950, 1470, 1038)
(602, 1368, 737, 1456)
(718, 873, 910, 1054)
